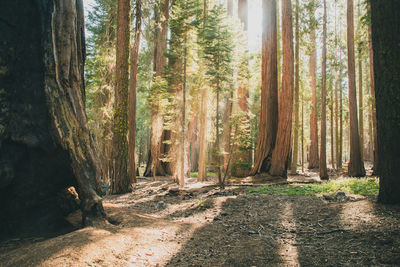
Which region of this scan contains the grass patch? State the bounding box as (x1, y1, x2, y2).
(247, 177, 379, 197)
(190, 172, 216, 178)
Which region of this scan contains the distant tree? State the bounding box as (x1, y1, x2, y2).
(319, 0, 328, 180)
(128, 0, 143, 184)
(347, 0, 365, 177)
(200, 4, 234, 187)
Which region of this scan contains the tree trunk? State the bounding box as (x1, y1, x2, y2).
(269, 0, 294, 177)
(128, 0, 142, 184)
(367, 2, 378, 174)
(290, 0, 300, 175)
(308, 28, 319, 169)
(144, 0, 169, 177)
(238, 0, 248, 30)
(358, 48, 364, 161)
(111, 0, 131, 193)
(319, 0, 328, 180)
(0, 0, 105, 236)
(347, 0, 365, 177)
(198, 0, 208, 182)
(222, 93, 233, 172)
(370, 0, 400, 203)
(250, 0, 278, 175)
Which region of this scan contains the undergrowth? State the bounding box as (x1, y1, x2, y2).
(247, 177, 379, 197)
(190, 172, 217, 178)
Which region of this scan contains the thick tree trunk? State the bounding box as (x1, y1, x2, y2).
(290, 0, 300, 175)
(347, 0, 365, 177)
(128, 0, 142, 184)
(370, 0, 400, 203)
(269, 0, 294, 177)
(250, 0, 278, 175)
(319, 0, 328, 180)
(111, 0, 131, 193)
(308, 28, 319, 169)
(0, 0, 105, 237)
(144, 0, 169, 177)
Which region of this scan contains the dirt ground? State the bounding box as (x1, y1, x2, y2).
(1, 172, 400, 267)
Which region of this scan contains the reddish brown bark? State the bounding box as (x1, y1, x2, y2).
(269, 0, 294, 177)
(347, 0, 365, 177)
(111, 0, 131, 193)
(250, 0, 278, 176)
(308, 28, 319, 169)
(319, 0, 328, 180)
(128, 0, 142, 184)
(144, 0, 170, 177)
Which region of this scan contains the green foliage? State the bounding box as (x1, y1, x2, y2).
(247, 178, 379, 197)
(190, 172, 216, 178)
(199, 5, 234, 93)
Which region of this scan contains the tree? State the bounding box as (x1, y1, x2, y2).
(319, 0, 328, 180)
(144, 0, 170, 177)
(370, 0, 400, 203)
(250, 0, 278, 175)
(198, 0, 209, 182)
(308, 2, 319, 170)
(110, 0, 131, 193)
(128, 0, 142, 184)
(200, 4, 234, 187)
(367, 1, 378, 175)
(347, 0, 365, 177)
(290, 0, 300, 174)
(269, 0, 294, 177)
(0, 0, 105, 236)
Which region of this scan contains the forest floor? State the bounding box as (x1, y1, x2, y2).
(1, 168, 400, 266)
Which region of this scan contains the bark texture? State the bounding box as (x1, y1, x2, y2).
(0, 0, 104, 237)
(370, 0, 400, 203)
(290, 0, 300, 174)
(111, 0, 131, 193)
(144, 0, 169, 177)
(250, 0, 278, 175)
(269, 0, 294, 177)
(308, 28, 319, 169)
(128, 0, 142, 183)
(347, 0, 365, 177)
(319, 0, 328, 180)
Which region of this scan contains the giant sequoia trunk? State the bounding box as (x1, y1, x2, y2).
(269, 0, 294, 177)
(250, 0, 278, 175)
(370, 0, 400, 204)
(0, 0, 104, 237)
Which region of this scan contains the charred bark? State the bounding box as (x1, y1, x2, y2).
(0, 0, 105, 237)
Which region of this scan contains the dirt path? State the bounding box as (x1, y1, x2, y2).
(1, 176, 400, 266)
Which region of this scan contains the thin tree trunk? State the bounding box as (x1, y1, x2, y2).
(347, 0, 365, 177)
(308, 28, 319, 169)
(111, 0, 131, 193)
(319, 0, 328, 180)
(367, 1, 378, 175)
(129, 0, 142, 184)
(291, 0, 300, 174)
(250, 0, 278, 175)
(269, 0, 294, 177)
(198, 0, 208, 182)
(370, 0, 400, 203)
